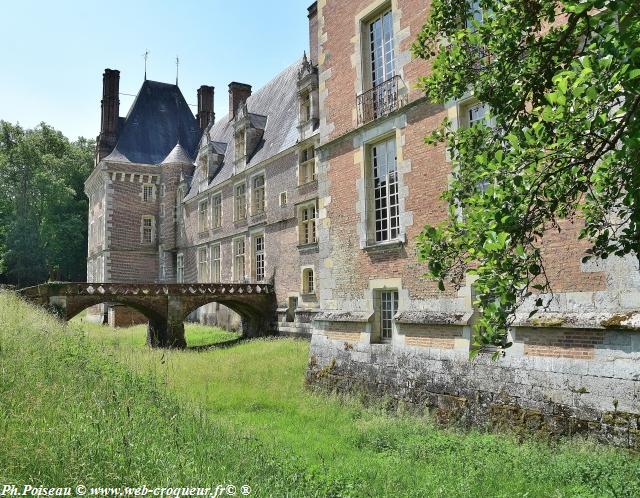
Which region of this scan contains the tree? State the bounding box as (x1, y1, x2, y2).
(412, 0, 640, 354)
(0, 121, 94, 287)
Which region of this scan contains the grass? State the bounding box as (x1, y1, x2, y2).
(2, 292, 639, 497)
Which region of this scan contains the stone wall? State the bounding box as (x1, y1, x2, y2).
(306, 333, 640, 448)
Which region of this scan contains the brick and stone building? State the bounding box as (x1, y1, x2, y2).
(85, 1, 640, 444)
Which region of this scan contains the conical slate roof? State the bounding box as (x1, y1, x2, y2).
(102, 147, 130, 162)
(114, 80, 200, 164)
(161, 142, 194, 164)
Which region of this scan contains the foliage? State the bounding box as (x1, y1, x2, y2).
(0, 122, 94, 287)
(3, 293, 639, 497)
(412, 0, 640, 352)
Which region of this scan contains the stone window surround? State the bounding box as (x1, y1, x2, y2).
(301, 265, 315, 295)
(234, 181, 248, 222)
(354, 116, 412, 250)
(140, 215, 155, 245)
(210, 242, 221, 283)
(232, 235, 246, 282)
(351, 0, 411, 102)
(176, 253, 184, 283)
(142, 183, 156, 203)
(211, 191, 223, 229)
(279, 191, 288, 207)
(198, 198, 210, 233)
(197, 245, 210, 283)
(250, 229, 266, 282)
(249, 170, 266, 216)
(298, 145, 317, 186)
(297, 199, 318, 247)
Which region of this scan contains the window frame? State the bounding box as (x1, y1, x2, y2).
(252, 232, 265, 282)
(211, 192, 223, 229)
(210, 243, 221, 283)
(364, 6, 395, 91)
(233, 237, 246, 282)
(176, 253, 184, 283)
(298, 200, 318, 246)
(251, 173, 266, 215)
(367, 135, 401, 244)
(234, 182, 247, 221)
(198, 198, 210, 233)
(298, 146, 317, 186)
(142, 183, 155, 203)
(197, 245, 210, 283)
(302, 267, 315, 295)
(141, 215, 155, 244)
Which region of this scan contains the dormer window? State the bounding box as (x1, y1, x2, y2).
(300, 91, 311, 123)
(235, 129, 245, 165)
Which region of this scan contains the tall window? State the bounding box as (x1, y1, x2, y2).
(252, 175, 265, 215)
(176, 253, 184, 283)
(142, 216, 154, 244)
(211, 244, 221, 283)
(300, 91, 311, 123)
(159, 249, 166, 280)
(253, 234, 265, 282)
(212, 193, 222, 228)
(176, 187, 184, 224)
(234, 184, 247, 221)
(299, 203, 317, 245)
(198, 199, 209, 232)
(198, 246, 209, 282)
(299, 146, 316, 185)
(369, 9, 394, 88)
(143, 184, 155, 202)
(302, 268, 314, 294)
(371, 138, 400, 243)
(379, 290, 398, 341)
(233, 238, 245, 281)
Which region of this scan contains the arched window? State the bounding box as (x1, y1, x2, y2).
(302, 268, 314, 294)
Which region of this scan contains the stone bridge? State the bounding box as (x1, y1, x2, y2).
(19, 282, 277, 348)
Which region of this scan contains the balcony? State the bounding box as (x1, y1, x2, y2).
(356, 75, 408, 126)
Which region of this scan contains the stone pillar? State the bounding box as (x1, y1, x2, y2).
(147, 295, 186, 349)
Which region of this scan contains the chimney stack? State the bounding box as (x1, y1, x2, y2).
(307, 2, 318, 65)
(97, 68, 120, 162)
(197, 85, 215, 129)
(228, 82, 252, 120)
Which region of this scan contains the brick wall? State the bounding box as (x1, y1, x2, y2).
(518, 327, 605, 360)
(403, 324, 462, 349)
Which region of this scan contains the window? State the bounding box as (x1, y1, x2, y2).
(253, 234, 265, 282)
(234, 184, 247, 221)
(466, 102, 489, 127)
(160, 204, 165, 218)
(233, 238, 245, 281)
(252, 175, 265, 215)
(379, 290, 398, 341)
(371, 138, 400, 243)
(159, 250, 166, 280)
(212, 193, 222, 228)
(176, 253, 184, 283)
(299, 146, 316, 185)
(142, 216, 154, 244)
(235, 130, 245, 163)
(160, 184, 166, 197)
(368, 8, 394, 88)
(299, 203, 317, 245)
(176, 187, 184, 223)
(198, 246, 209, 283)
(300, 91, 311, 123)
(211, 244, 221, 283)
(143, 184, 155, 202)
(279, 192, 288, 207)
(302, 268, 314, 294)
(198, 199, 209, 233)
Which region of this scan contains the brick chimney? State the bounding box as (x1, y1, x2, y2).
(197, 85, 215, 129)
(307, 2, 318, 65)
(228, 82, 252, 120)
(96, 68, 120, 162)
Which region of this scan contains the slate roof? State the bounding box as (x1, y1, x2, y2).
(113, 80, 200, 165)
(102, 147, 130, 163)
(184, 58, 302, 200)
(161, 143, 194, 164)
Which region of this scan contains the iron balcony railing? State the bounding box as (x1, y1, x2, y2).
(357, 75, 408, 126)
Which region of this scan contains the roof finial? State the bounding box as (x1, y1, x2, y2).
(302, 50, 308, 64)
(175, 55, 179, 86)
(143, 50, 149, 81)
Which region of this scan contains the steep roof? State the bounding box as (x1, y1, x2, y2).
(184, 58, 302, 200)
(161, 142, 194, 165)
(114, 80, 200, 165)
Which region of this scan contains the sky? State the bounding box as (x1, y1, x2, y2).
(0, 0, 311, 141)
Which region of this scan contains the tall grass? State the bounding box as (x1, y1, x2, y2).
(1, 292, 639, 497)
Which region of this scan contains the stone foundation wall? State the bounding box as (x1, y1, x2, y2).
(306, 333, 640, 448)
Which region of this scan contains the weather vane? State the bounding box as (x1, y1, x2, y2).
(143, 50, 150, 81)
